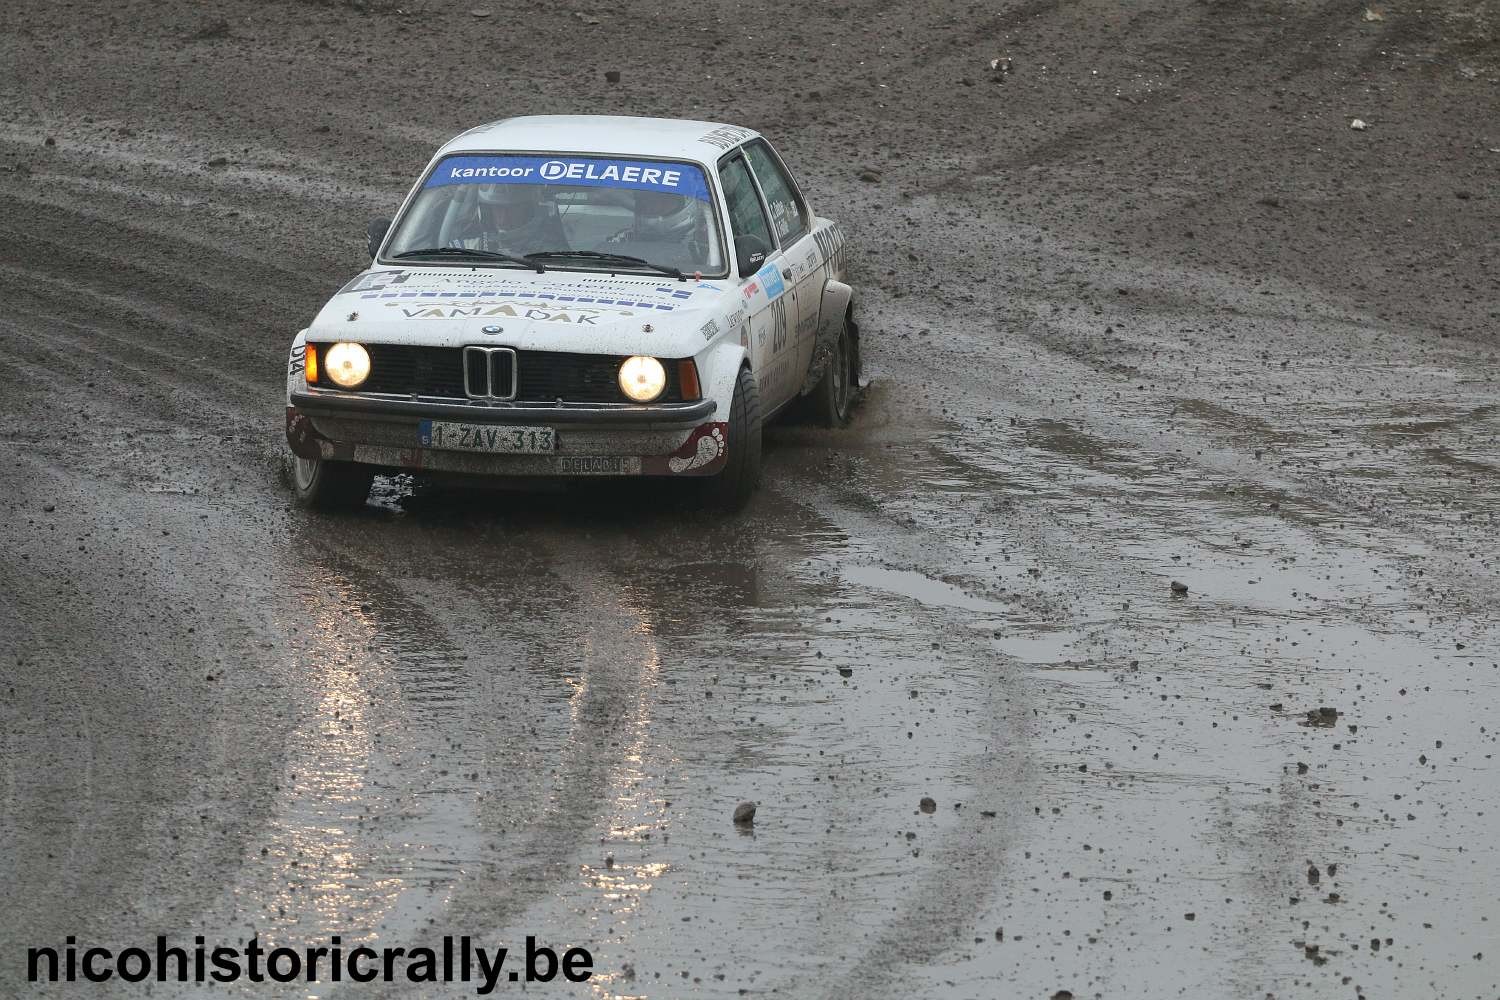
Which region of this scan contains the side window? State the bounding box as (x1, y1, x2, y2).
(743, 141, 808, 245)
(718, 154, 774, 250)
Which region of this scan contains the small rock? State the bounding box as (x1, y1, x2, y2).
(1363, 7, 1384, 21)
(42, 503, 56, 513)
(1350, 118, 1369, 131)
(919, 796, 937, 814)
(604, 70, 621, 84)
(1052, 992, 1075, 1000)
(44, 136, 56, 147)
(1296, 761, 1309, 775)
(1307, 864, 1320, 885)
(1303, 706, 1339, 728)
(837, 666, 853, 678)
(732, 801, 756, 825)
(858, 169, 881, 183)
(994, 926, 1004, 941)
(470, 8, 491, 16)
(206, 156, 229, 168)
(1169, 580, 1188, 594)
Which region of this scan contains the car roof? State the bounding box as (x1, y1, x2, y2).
(436, 115, 761, 167)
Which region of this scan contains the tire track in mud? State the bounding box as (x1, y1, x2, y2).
(519, 482, 1050, 996)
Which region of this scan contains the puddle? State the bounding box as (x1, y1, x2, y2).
(842, 564, 1008, 616)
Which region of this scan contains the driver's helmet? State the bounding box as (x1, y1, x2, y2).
(475, 183, 540, 232)
(633, 191, 696, 239)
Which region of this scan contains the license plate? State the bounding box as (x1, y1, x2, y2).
(418, 420, 556, 454)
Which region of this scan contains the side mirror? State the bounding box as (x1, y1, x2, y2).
(735, 234, 770, 279)
(366, 218, 392, 259)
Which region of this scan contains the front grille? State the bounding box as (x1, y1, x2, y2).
(311, 343, 684, 404)
(517, 351, 683, 404)
(362, 344, 467, 398)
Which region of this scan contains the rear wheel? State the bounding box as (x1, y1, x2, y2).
(697, 365, 762, 510)
(291, 454, 375, 511)
(808, 315, 854, 427)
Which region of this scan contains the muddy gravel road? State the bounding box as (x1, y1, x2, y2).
(2, 1, 1498, 998)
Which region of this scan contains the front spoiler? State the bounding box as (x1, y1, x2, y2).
(288, 390, 716, 427)
(286, 403, 729, 478)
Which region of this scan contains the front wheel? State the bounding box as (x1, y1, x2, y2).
(696, 365, 762, 510)
(291, 454, 375, 511)
(808, 316, 854, 427)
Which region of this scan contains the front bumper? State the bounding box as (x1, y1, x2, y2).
(286, 391, 727, 478)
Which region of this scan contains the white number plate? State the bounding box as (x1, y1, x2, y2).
(418, 421, 556, 454)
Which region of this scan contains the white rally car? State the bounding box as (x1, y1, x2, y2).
(285, 115, 857, 510)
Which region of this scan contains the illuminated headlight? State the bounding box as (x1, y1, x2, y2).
(324, 342, 371, 389)
(618, 356, 666, 403)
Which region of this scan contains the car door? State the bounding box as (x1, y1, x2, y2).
(717, 151, 798, 410)
(741, 139, 821, 388)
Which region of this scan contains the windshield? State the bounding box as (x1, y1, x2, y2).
(384, 154, 726, 277)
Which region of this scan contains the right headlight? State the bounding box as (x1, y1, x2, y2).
(618, 356, 666, 403)
(324, 342, 371, 389)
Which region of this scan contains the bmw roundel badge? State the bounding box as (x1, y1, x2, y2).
(481, 325, 502, 335)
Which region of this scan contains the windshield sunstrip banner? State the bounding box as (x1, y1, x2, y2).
(425, 155, 711, 202)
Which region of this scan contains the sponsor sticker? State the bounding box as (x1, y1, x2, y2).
(389, 301, 615, 323)
(424, 155, 711, 202)
(755, 263, 785, 300)
(698, 124, 756, 150)
(555, 456, 640, 476)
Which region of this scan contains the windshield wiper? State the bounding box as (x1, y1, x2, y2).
(392, 247, 544, 272)
(524, 250, 684, 281)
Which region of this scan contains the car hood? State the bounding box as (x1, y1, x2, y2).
(307, 265, 730, 357)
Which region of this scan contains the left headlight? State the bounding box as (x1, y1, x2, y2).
(324, 342, 371, 389)
(618, 356, 666, 403)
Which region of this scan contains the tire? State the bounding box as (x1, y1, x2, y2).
(808, 315, 854, 427)
(697, 365, 762, 510)
(290, 454, 375, 511)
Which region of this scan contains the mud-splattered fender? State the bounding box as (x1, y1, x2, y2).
(698, 340, 750, 420)
(799, 279, 853, 396)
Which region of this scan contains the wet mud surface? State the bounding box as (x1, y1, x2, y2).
(1, 1, 1497, 997)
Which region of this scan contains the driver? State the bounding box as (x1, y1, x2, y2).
(453, 183, 565, 253)
(623, 191, 699, 242)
